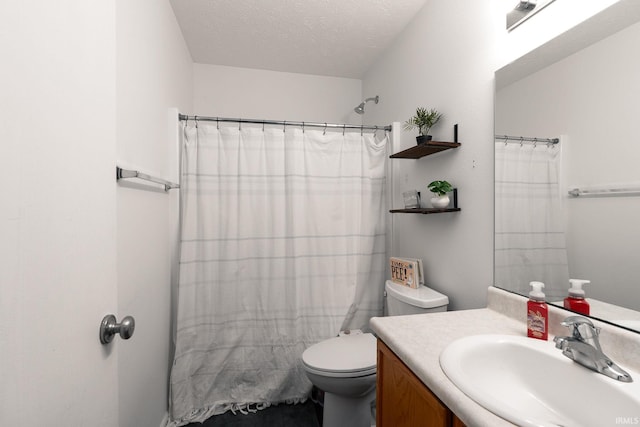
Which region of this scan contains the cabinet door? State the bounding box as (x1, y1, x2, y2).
(453, 415, 467, 427)
(377, 340, 452, 427)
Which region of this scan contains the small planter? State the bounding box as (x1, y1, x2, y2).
(430, 194, 450, 208)
(404, 108, 442, 146)
(416, 135, 433, 145)
(427, 180, 453, 208)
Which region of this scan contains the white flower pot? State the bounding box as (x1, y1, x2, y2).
(430, 194, 450, 208)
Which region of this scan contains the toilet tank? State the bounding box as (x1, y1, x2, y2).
(385, 280, 449, 316)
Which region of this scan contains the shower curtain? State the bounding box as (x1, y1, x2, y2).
(168, 122, 387, 425)
(494, 140, 569, 301)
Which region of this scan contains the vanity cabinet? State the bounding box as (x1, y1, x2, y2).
(377, 340, 466, 427)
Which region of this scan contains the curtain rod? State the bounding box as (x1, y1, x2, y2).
(179, 114, 392, 132)
(495, 134, 559, 144)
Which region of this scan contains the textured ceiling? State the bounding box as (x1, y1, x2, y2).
(169, 0, 428, 78)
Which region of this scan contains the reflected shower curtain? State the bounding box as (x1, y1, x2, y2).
(168, 123, 387, 425)
(495, 141, 569, 301)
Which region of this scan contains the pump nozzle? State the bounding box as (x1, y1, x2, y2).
(529, 281, 546, 301)
(568, 279, 590, 297)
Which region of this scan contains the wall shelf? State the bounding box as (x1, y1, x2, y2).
(390, 141, 461, 159)
(389, 207, 461, 214)
(391, 188, 459, 215)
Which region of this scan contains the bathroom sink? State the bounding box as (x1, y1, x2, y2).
(440, 334, 640, 427)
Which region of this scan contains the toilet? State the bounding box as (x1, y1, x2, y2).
(302, 280, 449, 427)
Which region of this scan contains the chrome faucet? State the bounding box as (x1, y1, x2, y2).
(554, 316, 633, 382)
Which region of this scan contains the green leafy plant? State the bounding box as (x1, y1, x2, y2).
(403, 107, 443, 136)
(428, 180, 452, 196)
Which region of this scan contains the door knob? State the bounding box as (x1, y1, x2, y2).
(100, 314, 135, 344)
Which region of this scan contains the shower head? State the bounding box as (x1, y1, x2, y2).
(354, 95, 379, 115)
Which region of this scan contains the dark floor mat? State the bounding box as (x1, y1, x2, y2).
(184, 400, 322, 427)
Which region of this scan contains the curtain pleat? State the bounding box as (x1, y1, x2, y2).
(167, 123, 387, 425)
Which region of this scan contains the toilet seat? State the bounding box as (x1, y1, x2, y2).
(302, 333, 377, 378)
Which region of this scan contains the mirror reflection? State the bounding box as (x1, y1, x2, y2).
(506, 0, 555, 31)
(495, 15, 640, 332)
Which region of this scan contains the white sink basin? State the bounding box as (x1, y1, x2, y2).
(440, 334, 640, 427)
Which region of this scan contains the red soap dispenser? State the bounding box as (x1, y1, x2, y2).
(527, 281, 548, 341)
(564, 279, 590, 315)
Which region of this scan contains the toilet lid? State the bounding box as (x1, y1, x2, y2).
(385, 280, 449, 308)
(302, 333, 377, 375)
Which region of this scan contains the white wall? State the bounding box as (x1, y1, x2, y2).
(362, 0, 502, 310)
(193, 64, 362, 124)
(0, 2, 119, 425)
(116, 1, 193, 427)
(360, 0, 635, 311)
(0, 1, 193, 425)
(496, 21, 640, 311)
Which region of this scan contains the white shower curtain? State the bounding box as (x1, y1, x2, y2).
(494, 141, 569, 300)
(168, 122, 387, 425)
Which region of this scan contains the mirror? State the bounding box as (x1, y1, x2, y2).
(495, 5, 640, 332)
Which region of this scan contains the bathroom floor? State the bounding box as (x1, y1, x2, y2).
(183, 400, 322, 427)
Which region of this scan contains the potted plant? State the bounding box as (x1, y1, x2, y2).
(404, 107, 443, 145)
(428, 180, 452, 208)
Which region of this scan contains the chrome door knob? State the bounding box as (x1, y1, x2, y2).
(100, 314, 136, 344)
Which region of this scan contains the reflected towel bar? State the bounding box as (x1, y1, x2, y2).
(568, 187, 640, 198)
(116, 166, 179, 192)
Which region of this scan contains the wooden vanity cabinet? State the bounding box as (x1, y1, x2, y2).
(377, 340, 466, 427)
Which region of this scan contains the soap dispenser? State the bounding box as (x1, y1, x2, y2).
(564, 279, 590, 315)
(527, 281, 548, 340)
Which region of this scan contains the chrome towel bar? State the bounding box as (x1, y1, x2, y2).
(116, 166, 179, 192)
(568, 186, 640, 198)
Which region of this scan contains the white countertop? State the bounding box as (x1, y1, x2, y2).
(370, 286, 640, 427)
(370, 308, 520, 427)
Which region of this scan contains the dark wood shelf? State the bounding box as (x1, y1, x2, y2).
(390, 141, 461, 159)
(392, 189, 459, 214)
(389, 207, 461, 214)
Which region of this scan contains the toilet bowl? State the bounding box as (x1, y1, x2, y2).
(302, 332, 376, 427)
(302, 280, 449, 427)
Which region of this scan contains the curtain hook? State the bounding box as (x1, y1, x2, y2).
(343, 124, 346, 136)
(302, 122, 305, 133)
(520, 136, 524, 147)
(239, 120, 241, 131)
(216, 117, 219, 130)
(323, 123, 327, 135)
(283, 120, 286, 133)
(194, 115, 198, 129)
(533, 137, 538, 147)
(262, 121, 265, 132)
